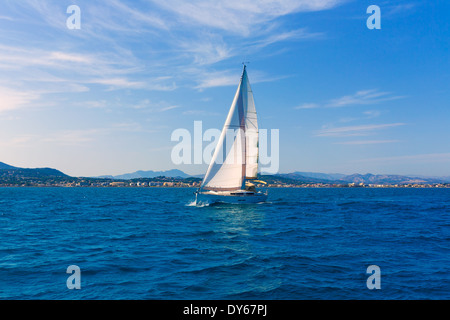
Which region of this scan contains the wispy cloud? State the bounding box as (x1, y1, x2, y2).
(354, 153, 450, 164)
(130, 99, 180, 113)
(49, 51, 93, 64)
(105, 0, 169, 30)
(1, 0, 345, 99)
(0, 42, 178, 94)
(295, 89, 406, 110)
(327, 89, 405, 107)
(336, 139, 401, 145)
(294, 103, 320, 109)
(194, 71, 238, 90)
(142, 0, 342, 76)
(0, 15, 14, 21)
(176, 34, 234, 66)
(151, 0, 343, 35)
(41, 129, 103, 145)
(363, 110, 382, 118)
(0, 44, 138, 77)
(336, 109, 383, 123)
(0, 135, 35, 147)
(88, 77, 146, 90)
(249, 28, 324, 49)
(384, 3, 417, 17)
(159, 105, 179, 112)
(14, 122, 153, 147)
(0, 87, 40, 113)
(192, 67, 290, 90)
(182, 109, 221, 116)
(315, 123, 406, 137)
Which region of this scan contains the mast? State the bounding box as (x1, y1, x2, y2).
(240, 64, 247, 190)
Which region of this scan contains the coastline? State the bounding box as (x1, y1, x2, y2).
(1, 184, 449, 188)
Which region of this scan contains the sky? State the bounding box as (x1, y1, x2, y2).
(0, 0, 449, 177)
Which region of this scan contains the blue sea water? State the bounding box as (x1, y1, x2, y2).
(0, 187, 449, 300)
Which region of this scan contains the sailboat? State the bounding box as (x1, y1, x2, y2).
(195, 65, 268, 205)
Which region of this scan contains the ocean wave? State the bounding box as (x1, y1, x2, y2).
(185, 200, 210, 207)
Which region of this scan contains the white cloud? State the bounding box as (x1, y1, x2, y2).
(315, 123, 406, 137)
(41, 129, 102, 145)
(0, 15, 14, 21)
(105, 0, 169, 30)
(0, 87, 40, 113)
(294, 103, 320, 109)
(0, 43, 175, 92)
(336, 140, 401, 145)
(250, 28, 324, 49)
(182, 109, 220, 116)
(0, 135, 35, 147)
(295, 89, 404, 111)
(177, 35, 234, 66)
(159, 105, 179, 112)
(0, 44, 137, 77)
(327, 89, 405, 107)
(1, 0, 342, 96)
(151, 0, 343, 35)
(130, 99, 180, 113)
(385, 3, 417, 17)
(194, 72, 238, 90)
(192, 67, 290, 90)
(49, 52, 93, 64)
(354, 153, 450, 164)
(83, 100, 109, 109)
(88, 77, 146, 89)
(31, 123, 152, 147)
(363, 110, 381, 118)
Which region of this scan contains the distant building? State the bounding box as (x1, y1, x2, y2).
(110, 181, 126, 187)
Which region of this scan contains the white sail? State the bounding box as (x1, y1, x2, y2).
(242, 68, 258, 179)
(201, 66, 258, 191)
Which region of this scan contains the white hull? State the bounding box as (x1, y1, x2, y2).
(195, 190, 267, 205)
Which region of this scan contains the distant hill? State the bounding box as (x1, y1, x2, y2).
(277, 172, 337, 183)
(97, 169, 449, 184)
(287, 171, 346, 181)
(278, 171, 447, 185)
(97, 169, 190, 180)
(0, 161, 68, 178)
(2, 160, 448, 185)
(337, 173, 440, 184)
(259, 174, 312, 185)
(0, 162, 17, 170)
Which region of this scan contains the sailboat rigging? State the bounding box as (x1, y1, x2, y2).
(195, 65, 268, 205)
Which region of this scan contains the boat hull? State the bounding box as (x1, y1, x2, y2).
(195, 190, 267, 205)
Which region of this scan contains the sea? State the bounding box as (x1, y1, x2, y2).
(0, 187, 449, 300)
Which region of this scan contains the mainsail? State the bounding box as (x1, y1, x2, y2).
(201, 65, 259, 191)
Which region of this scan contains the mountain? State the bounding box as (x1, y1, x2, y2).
(276, 173, 331, 183)
(98, 169, 190, 180)
(275, 171, 448, 184)
(98, 169, 448, 184)
(2, 160, 448, 185)
(288, 171, 346, 181)
(410, 175, 450, 183)
(260, 174, 314, 185)
(0, 161, 68, 178)
(0, 162, 17, 170)
(337, 173, 442, 184)
(278, 172, 347, 183)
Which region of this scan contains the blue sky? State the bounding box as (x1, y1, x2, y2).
(0, 0, 449, 177)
